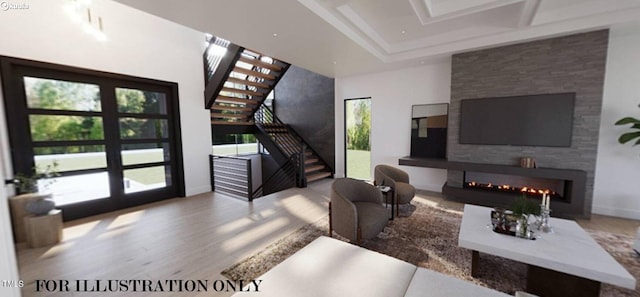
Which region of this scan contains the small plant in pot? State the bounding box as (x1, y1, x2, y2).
(511, 194, 540, 239)
(14, 162, 60, 216)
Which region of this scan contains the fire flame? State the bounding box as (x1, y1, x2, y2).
(468, 182, 556, 196)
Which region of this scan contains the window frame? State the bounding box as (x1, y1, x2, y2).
(0, 56, 185, 220)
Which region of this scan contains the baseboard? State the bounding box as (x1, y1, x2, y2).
(185, 185, 212, 197)
(592, 205, 640, 220)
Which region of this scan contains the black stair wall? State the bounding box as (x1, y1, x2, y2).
(273, 65, 335, 172)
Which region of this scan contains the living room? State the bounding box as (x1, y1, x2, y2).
(1, 0, 640, 297)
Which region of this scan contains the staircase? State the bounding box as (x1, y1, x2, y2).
(204, 37, 290, 125)
(204, 36, 332, 191)
(257, 119, 332, 185)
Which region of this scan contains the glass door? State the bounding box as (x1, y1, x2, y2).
(1, 57, 184, 220)
(23, 76, 111, 206)
(115, 85, 178, 205)
(344, 97, 371, 180)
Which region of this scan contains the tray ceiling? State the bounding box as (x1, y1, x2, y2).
(114, 0, 640, 77)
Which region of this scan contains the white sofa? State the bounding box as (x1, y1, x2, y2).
(232, 236, 510, 297)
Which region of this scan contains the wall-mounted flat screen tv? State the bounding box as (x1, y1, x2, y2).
(459, 93, 575, 147)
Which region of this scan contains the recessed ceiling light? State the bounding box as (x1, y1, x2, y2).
(401, 30, 406, 35)
(332, 61, 337, 65)
(273, 33, 278, 37)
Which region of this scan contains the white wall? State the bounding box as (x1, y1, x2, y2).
(593, 23, 640, 219)
(0, 0, 211, 196)
(0, 53, 19, 296)
(335, 61, 452, 191)
(247, 154, 262, 192)
(0, 154, 19, 297)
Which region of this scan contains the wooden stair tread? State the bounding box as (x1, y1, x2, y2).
(233, 67, 276, 80)
(242, 48, 268, 58)
(305, 165, 325, 173)
(211, 105, 253, 112)
(210, 113, 249, 119)
(238, 56, 283, 71)
(221, 87, 263, 98)
(305, 158, 319, 164)
(307, 171, 331, 182)
(216, 96, 258, 105)
(226, 77, 269, 89)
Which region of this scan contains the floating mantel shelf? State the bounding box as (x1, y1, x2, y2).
(398, 156, 586, 180)
(398, 156, 588, 218)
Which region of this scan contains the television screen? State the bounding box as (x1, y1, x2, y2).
(459, 93, 575, 147)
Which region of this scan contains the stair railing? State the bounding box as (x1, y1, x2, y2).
(251, 152, 301, 199)
(254, 102, 333, 176)
(204, 37, 230, 83)
(203, 38, 243, 109)
(210, 154, 253, 200)
(254, 103, 299, 156)
(298, 143, 307, 188)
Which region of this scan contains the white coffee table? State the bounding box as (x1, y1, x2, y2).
(458, 204, 636, 297)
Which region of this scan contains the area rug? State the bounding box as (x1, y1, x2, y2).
(221, 200, 640, 296)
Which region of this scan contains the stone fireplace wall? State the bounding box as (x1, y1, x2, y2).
(447, 30, 609, 217)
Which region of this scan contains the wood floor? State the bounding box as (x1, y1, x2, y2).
(15, 180, 332, 297)
(15, 180, 639, 297)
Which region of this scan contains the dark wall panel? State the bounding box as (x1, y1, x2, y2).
(448, 30, 609, 217)
(274, 65, 335, 171)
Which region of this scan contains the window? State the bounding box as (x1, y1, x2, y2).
(1, 56, 184, 220)
(344, 98, 371, 180)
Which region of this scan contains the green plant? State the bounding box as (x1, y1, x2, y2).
(511, 194, 540, 217)
(615, 108, 640, 146)
(14, 161, 60, 194)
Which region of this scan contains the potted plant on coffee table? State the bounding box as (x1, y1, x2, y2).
(511, 194, 540, 239)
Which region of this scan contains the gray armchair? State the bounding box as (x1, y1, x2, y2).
(329, 178, 389, 243)
(374, 165, 416, 216)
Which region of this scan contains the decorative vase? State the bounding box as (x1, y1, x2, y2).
(25, 194, 55, 216)
(515, 214, 531, 239)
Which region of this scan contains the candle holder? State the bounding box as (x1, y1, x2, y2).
(515, 214, 533, 239)
(537, 204, 553, 233)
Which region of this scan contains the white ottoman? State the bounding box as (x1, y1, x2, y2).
(232, 236, 510, 297)
(232, 236, 417, 297)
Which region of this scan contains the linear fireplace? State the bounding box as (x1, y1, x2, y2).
(397, 157, 587, 218)
(464, 172, 566, 202)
